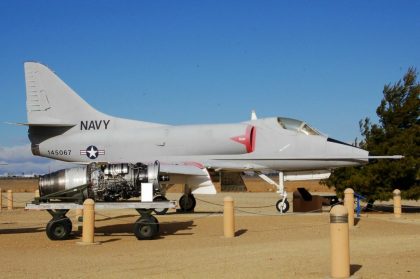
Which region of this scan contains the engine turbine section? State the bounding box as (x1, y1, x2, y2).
(38, 161, 168, 202)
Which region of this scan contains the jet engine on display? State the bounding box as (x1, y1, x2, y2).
(38, 161, 169, 202)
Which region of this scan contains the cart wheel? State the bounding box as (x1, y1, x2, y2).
(150, 215, 160, 233)
(46, 218, 72, 240)
(276, 199, 290, 213)
(134, 216, 158, 240)
(153, 196, 169, 215)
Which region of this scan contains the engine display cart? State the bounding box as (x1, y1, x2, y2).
(25, 200, 176, 241)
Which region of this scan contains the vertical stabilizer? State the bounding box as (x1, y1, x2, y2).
(24, 62, 106, 124)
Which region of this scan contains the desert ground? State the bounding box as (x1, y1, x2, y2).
(0, 181, 419, 278)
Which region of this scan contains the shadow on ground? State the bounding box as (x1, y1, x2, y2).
(95, 214, 138, 222)
(96, 220, 195, 238)
(0, 227, 44, 234)
(350, 264, 362, 275)
(235, 229, 248, 237)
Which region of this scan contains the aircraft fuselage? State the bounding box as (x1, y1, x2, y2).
(30, 115, 368, 172)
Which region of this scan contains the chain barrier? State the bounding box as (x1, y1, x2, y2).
(246, 222, 330, 234)
(95, 210, 220, 225)
(195, 197, 275, 209)
(349, 200, 420, 215)
(0, 192, 37, 204)
(0, 223, 46, 229)
(234, 207, 322, 217)
(95, 211, 137, 221)
(196, 197, 326, 216)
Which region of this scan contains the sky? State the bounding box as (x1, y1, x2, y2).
(0, 0, 419, 175)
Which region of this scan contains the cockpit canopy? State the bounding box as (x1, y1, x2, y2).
(277, 117, 322, 136)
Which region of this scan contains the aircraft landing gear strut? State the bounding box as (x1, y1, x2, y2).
(256, 171, 289, 213)
(179, 185, 196, 212)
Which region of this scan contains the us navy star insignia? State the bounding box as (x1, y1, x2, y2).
(80, 145, 105, 159)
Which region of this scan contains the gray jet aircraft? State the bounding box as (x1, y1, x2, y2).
(21, 62, 401, 213)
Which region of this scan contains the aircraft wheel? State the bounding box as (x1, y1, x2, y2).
(276, 199, 290, 213)
(134, 216, 158, 240)
(179, 194, 196, 212)
(153, 196, 169, 215)
(46, 218, 72, 240)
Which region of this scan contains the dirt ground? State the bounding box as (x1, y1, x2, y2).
(1, 192, 419, 279)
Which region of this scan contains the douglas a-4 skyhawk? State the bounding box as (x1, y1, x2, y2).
(21, 62, 401, 219)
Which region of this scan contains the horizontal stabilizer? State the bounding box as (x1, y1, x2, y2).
(7, 122, 76, 127)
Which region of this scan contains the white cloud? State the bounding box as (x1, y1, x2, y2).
(0, 144, 76, 175)
(0, 144, 34, 161)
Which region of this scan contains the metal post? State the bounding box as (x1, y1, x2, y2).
(330, 205, 350, 278)
(344, 188, 354, 227)
(393, 189, 401, 218)
(7, 190, 13, 210)
(223, 196, 235, 238)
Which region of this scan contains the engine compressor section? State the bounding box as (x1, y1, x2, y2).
(38, 161, 169, 202)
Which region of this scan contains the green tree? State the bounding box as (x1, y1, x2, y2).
(324, 68, 420, 201)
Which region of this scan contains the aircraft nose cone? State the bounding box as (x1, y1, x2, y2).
(326, 138, 369, 166)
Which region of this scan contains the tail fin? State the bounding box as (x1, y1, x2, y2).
(24, 62, 106, 125)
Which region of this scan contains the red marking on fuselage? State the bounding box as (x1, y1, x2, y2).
(184, 161, 205, 169)
(230, 125, 256, 153)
